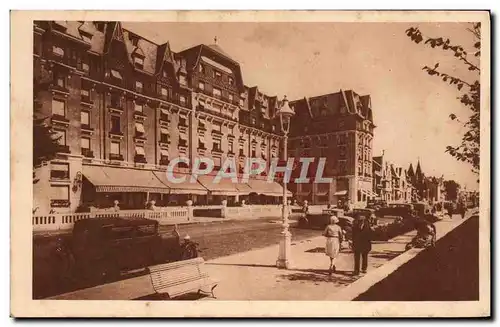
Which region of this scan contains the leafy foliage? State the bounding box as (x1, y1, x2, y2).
(405, 23, 481, 175)
(443, 180, 461, 201)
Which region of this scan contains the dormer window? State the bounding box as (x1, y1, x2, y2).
(179, 75, 187, 86)
(228, 76, 234, 86)
(135, 81, 143, 92)
(199, 64, 205, 74)
(52, 46, 64, 57)
(179, 95, 186, 106)
(213, 88, 222, 99)
(229, 94, 234, 102)
(198, 81, 205, 91)
(214, 70, 222, 79)
(129, 34, 139, 47)
(134, 56, 144, 69)
(162, 70, 167, 78)
(239, 98, 244, 106)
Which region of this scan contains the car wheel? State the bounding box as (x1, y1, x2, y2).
(181, 243, 198, 260)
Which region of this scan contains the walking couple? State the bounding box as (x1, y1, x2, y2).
(323, 214, 373, 275)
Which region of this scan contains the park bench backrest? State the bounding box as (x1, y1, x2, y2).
(149, 257, 209, 297)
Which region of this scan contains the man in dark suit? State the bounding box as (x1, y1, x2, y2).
(352, 214, 373, 275)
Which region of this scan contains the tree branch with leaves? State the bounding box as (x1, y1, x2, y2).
(405, 23, 481, 175)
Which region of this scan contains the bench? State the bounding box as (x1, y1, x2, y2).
(148, 257, 218, 299)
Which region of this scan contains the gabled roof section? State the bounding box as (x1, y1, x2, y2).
(155, 42, 175, 75)
(104, 22, 124, 54)
(179, 43, 245, 92)
(248, 86, 258, 110)
(407, 163, 415, 178)
(121, 29, 157, 74)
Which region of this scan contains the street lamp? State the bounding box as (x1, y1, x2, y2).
(276, 95, 295, 269)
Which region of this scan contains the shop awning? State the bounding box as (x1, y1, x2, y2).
(334, 190, 348, 196)
(153, 171, 208, 195)
(197, 175, 240, 196)
(247, 178, 293, 197)
(83, 165, 170, 193)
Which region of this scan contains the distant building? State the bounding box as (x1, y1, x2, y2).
(287, 90, 376, 206)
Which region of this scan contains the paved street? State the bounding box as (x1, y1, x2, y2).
(33, 216, 319, 299)
(48, 213, 472, 301)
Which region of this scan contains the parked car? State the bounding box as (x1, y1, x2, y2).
(299, 208, 352, 230)
(367, 199, 387, 211)
(378, 203, 415, 220)
(412, 202, 440, 223)
(57, 217, 198, 281)
(350, 208, 379, 226)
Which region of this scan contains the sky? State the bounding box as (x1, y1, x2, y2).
(123, 21, 480, 190)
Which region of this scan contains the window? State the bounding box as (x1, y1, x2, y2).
(198, 82, 205, 91)
(162, 70, 167, 78)
(239, 98, 244, 106)
(110, 69, 122, 80)
(52, 99, 65, 117)
(339, 145, 346, 158)
(358, 161, 363, 174)
(81, 89, 90, 97)
(199, 65, 205, 74)
(179, 75, 187, 86)
(135, 122, 145, 136)
(135, 145, 145, 156)
(110, 116, 121, 133)
(251, 117, 256, 125)
(161, 87, 168, 97)
(81, 111, 90, 125)
(179, 116, 187, 127)
(135, 81, 143, 92)
(52, 46, 64, 57)
(51, 185, 70, 207)
(160, 149, 169, 163)
(198, 137, 206, 149)
(338, 134, 347, 145)
(340, 106, 346, 114)
(54, 130, 66, 145)
(51, 162, 69, 180)
(110, 141, 120, 154)
(338, 160, 347, 174)
(214, 71, 222, 79)
(228, 76, 234, 86)
(272, 125, 276, 132)
(179, 95, 186, 106)
(134, 103, 143, 112)
(134, 56, 144, 69)
(213, 87, 222, 98)
(110, 94, 122, 108)
(81, 137, 90, 149)
(160, 127, 169, 143)
(56, 75, 65, 88)
(229, 94, 234, 102)
(82, 62, 89, 72)
(229, 140, 234, 153)
(213, 139, 221, 152)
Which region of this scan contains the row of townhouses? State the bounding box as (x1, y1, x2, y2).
(372, 153, 445, 204)
(33, 20, 377, 214)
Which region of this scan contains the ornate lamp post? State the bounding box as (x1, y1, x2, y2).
(276, 96, 295, 269)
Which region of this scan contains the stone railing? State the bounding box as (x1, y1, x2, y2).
(32, 207, 191, 232)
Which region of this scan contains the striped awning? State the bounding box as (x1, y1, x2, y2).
(197, 175, 240, 196)
(83, 165, 170, 194)
(247, 178, 293, 197)
(153, 171, 208, 195)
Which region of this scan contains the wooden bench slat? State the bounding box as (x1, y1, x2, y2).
(148, 257, 217, 299)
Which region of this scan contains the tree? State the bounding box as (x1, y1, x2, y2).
(405, 23, 480, 176)
(443, 180, 461, 201)
(33, 100, 61, 183)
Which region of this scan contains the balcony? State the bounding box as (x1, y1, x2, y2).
(159, 138, 170, 148)
(50, 170, 69, 180)
(134, 154, 147, 164)
(109, 130, 124, 139)
(50, 84, 70, 96)
(198, 124, 207, 132)
(50, 199, 70, 208)
(211, 130, 223, 139)
(108, 104, 124, 114)
(51, 114, 69, 126)
(134, 111, 147, 120)
(82, 148, 94, 158)
(109, 153, 124, 161)
(178, 122, 188, 134)
(56, 144, 70, 154)
(81, 124, 94, 133)
(80, 95, 92, 106)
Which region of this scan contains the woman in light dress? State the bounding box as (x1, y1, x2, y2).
(323, 216, 343, 273)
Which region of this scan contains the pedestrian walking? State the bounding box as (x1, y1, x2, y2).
(323, 216, 343, 274)
(459, 202, 467, 219)
(352, 214, 373, 275)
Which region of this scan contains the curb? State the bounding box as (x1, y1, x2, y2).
(328, 215, 472, 301)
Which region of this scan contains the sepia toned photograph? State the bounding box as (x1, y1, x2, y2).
(11, 10, 490, 317)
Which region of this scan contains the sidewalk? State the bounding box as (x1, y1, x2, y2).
(49, 214, 470, 300)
